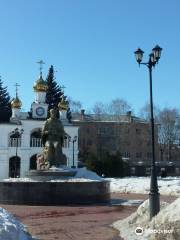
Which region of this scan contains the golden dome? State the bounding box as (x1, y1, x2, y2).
(33, 75, 48, 92)
(11, 97, 22, 109)
(58, 97, 68, 111)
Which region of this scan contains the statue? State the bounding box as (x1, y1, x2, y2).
(41, 108, 67, 167)
(36, 153, 49, 170)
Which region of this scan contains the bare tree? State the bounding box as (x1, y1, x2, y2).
(158, 108, 180, 161)
(92, 101, 107, 120)
(91, 98, 132, 120)
(108, 98, 132, 120)
(68, 97, 82, 113)
(139, 102, 160, 121)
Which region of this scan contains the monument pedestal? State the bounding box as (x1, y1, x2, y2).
(27, 169, 77, 181)
(0, 169, 110, 205)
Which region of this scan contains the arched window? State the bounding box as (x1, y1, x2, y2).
(30, 154, 37, 170)
(63, 134, 71, 148)
(8, 129, 23, 147)
(9, 156, 21, 178)
(30, 128, 43, 147)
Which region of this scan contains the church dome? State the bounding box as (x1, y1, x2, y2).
(11, 97, 22, 109)
(58, 97, 68, 111)
(33, 75, 48, 92)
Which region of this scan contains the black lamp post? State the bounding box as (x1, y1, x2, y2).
(134, 45, 162, 220)
(69, 136, 77, 168)
(11, 128, 24, 177)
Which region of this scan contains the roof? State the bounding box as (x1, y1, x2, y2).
(71, 112, 148, 124)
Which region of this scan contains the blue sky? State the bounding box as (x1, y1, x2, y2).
(0, 0, 180, 114)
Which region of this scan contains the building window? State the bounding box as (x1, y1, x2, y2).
(145, 168, 151, 175)
(125, 128, 130, 134)
(82, 139, 86, 147)
(63, 135, 70, 148)
(124, 152, 130, 158)
(136, 152, 142, 158)
(87, 139, 92, 146)
(136, 129, 141, 135)
(99, 127, 106, 135)
(137, 140, 143, 146)
(147, 152, 152, 158)
(30, 129, 42, 147)
(99, 127, 114, 136)
(9, 132, 22, 147)
(9, 137, 21, 147)
(131, 167, 136, 174)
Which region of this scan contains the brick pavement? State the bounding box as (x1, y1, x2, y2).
(0, 193, 178, 240)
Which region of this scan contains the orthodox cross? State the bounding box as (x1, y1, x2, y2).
(37, 60, 45, 76)
(14, 83, 20, 98)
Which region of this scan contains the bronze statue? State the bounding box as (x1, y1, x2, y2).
(41, 108, 67, 167)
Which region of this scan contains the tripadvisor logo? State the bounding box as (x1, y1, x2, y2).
(135, 226, 144, 236)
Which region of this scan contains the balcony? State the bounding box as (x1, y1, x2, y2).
(8, 137, 70, 148)
(30, 138, 43, 148)
(8, 138, 21, 147)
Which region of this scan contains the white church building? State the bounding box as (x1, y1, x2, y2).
(0, 70, 79, 180)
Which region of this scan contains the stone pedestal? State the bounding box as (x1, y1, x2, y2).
(0, 168, 110, 205)
(0, 180, 110, 205)
(26, 169, 77, 181)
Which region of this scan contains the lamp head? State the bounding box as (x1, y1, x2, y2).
(152, 45, 162, 62)
(149, 53, 156, 66)
(134, 48, 144, 65)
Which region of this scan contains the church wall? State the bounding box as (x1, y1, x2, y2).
(0, 125, 17, 147)
(64, 126, 79, 167)
(0, 151, 9, 179)
(0, 121, 79, 179)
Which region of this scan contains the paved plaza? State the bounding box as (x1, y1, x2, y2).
(1, 193, 177, 240)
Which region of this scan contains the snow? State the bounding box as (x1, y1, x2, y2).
(0, 168, 103, 239)
(3, 171, 180, 196)
(74, 167, 103, 180)
(2, 172, 180, 239)
(3, 167, 103, 182)
(0, 207, 34, 240)
(3, 178, 36, 182)
(109, 176, 180, 196)
(112, 198, 180, 240)
(49, 167, 104, 182)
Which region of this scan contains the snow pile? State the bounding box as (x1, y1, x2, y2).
(109, 177, 180, 196)
(3, 174, 180, 192)
(112, 198, 180, 240)
(51, 167, 103, 182)
(3, 178, 36, 182)
(109, 177, 150, 194)
(0, 207, 34, 240)
(3, 167, 103, 182)
(74, 167, 103, 181)
(157, 177, 180, 196)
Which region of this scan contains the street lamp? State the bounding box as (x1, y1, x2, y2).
(134, 45, 162, 220)
(11, 128, 24, 177)
(69, 136, 77, 168)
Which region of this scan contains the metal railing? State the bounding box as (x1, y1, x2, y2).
(9, 137, 71, 148)
(30, 138, 43, 147)
(8, 138, 21, 147)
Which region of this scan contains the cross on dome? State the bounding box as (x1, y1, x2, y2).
(37, 60, 45, 77)
(14, 83, 20, 98)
